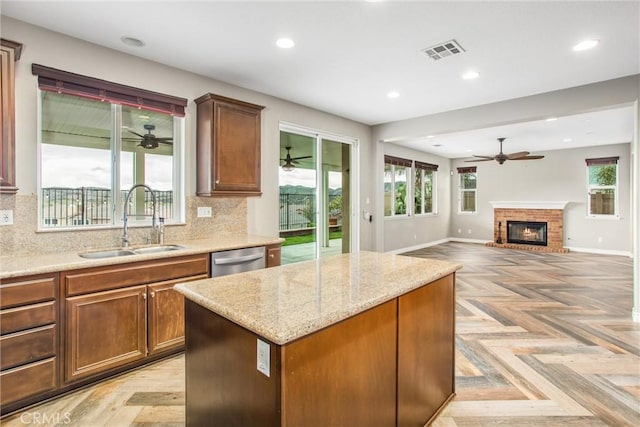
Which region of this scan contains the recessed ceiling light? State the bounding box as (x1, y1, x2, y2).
(545, 117, 558, 122)
(276, 38, 295, 49)
(432, 144, 443, 147)
(121, 36, 145, 47)
(572, 39, 599, 52)
(563, 138, 573, 142)
(387, 91, 400, 98)
(427, 135, 435, 138)
(462, 70, 479, 80)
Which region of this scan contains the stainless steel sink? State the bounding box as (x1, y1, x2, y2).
(79, 245, 184, 259)
(79, 249, 136, 259)
(132, 244, 185, 255)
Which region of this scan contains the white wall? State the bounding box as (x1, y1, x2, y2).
(449, 143, 632, 253)
(381, 144, 451, 252)
(2, 17, 375, 250)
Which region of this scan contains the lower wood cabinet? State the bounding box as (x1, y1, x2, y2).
(183, 272, 456, 426)
(65, 285, 147, 382)
(266, 244, 281, 268)
(62, 254, 209, 384)
(0, 273, 59, 414)
(148, 278, 202, 355)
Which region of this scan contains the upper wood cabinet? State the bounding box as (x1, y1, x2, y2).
(0, 39, 22, 194)
(195, 93, 265, 197)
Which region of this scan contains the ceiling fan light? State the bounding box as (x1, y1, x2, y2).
(282, 163, 295, 172)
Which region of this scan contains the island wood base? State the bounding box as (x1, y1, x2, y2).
(184, 273, 455, 426)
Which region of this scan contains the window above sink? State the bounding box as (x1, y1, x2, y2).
(33, 65, 187, 231)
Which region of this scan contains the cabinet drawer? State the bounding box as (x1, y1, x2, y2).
(0, 325, 56, 370)
(64, 254, 210, 296)
(0, 357, 57, 406)
(0, 275, 57, 309)
(0, 301, 56, 335)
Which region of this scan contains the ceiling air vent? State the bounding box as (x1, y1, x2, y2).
(422, 39, 465, 61)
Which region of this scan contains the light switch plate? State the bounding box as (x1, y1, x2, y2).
(0, 210, 14, 226)
(257, 338, 270, 377)
(197, 206, 212, 218)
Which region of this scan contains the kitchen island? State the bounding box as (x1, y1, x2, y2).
(175, 251, 462, 427)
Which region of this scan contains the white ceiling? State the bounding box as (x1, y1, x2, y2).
(2, 0, 639, 157)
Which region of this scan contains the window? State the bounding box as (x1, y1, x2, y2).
(384, 155, 410, 216)
(34, 64, 186, 229)
(586, 157, 619, 217)
(415, 161, 438, 215)
(457, 166, 477, 213)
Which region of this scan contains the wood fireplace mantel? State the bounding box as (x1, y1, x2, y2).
(489, 201, 569, 210)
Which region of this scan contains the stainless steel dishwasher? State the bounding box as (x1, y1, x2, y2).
(211, 246, 265, 277)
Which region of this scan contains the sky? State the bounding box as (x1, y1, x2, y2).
(41, 145, 173, 190)
(279, 168, 343, 189)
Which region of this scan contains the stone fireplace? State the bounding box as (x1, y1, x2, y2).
(488, 201, 569, 253)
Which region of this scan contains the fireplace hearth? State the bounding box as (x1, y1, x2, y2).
(507, 221, 547, 246)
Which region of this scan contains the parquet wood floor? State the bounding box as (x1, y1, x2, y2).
(2, 242, 638, 426)
(406, 242, 639, 426)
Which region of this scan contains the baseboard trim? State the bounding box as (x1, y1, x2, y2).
(565, 246, 633, 257)
(386, 238, 450, 255)
(448, 238, 491, 245)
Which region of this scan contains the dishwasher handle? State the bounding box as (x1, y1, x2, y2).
(213, 253, 264, 266)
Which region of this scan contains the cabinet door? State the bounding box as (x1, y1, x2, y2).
(0, 39, 21, 194)
(148, 274, 208, 355)
(65, 285, 147, 382)
(266, 244, 281, 268)
(212, 100, 262, 195)
(195, 93, 265, 197)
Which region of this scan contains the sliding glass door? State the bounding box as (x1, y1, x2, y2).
(279, 125, 357, 264)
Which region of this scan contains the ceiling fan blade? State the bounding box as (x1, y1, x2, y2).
(511, 155, 545, 160)
(291, 155, 313, 161)
(464, 158, 494, 162)
(154, 137, 173, 141)
(157, 140, 173, 145)
(506, 151, 530, 159)
(127, 130, 145, 138)
(471, 155, 495, 159)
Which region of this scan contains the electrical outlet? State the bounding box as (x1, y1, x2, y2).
(197, 206, 212, 218)
(0, 210, 14, 226)
(257, 338, 270, 377)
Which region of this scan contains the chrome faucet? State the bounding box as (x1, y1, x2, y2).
(122, 184, 158, 247)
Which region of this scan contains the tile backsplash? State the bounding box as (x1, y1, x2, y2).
(0, 194, 247, 256)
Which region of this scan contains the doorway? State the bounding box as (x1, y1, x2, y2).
(278, 124, 357, 264)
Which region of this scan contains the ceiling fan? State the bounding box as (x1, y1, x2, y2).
(127, 124, 173, 149)
(280, 146, 312, 171)
(465, 137, 544, 165)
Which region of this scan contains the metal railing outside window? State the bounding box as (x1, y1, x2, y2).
(41, 187, 173, 227)
(279, 192, 340, 231)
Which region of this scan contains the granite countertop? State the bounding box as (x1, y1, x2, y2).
(0, 234, 283, 279)
(174, 251, 462, 345)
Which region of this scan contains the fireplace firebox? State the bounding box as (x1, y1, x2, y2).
(507, 221, 547, 246)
